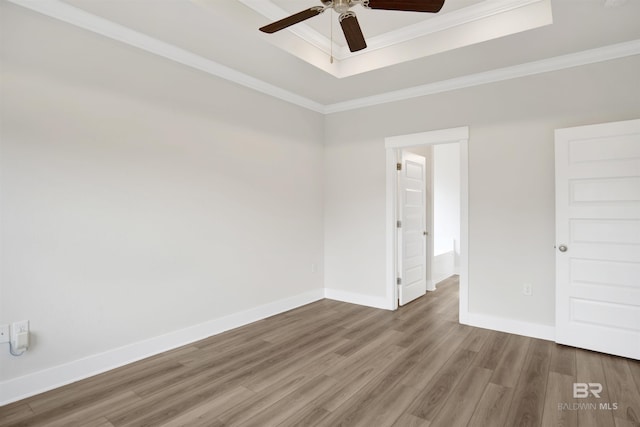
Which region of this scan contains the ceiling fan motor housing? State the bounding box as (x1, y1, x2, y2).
(321, 0, 359, 14)
(334, 0, 352, 14)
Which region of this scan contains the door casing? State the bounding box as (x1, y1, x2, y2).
(385, 126, 469, 313)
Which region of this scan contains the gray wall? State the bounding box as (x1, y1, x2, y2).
(324, 55, 640, 327)
(2, 0, 639, 401)
(0, 4, 325, 382)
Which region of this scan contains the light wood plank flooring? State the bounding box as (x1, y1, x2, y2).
(2, 277, 639, 426)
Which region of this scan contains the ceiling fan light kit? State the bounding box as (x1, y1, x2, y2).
(259, 0, 445, 53)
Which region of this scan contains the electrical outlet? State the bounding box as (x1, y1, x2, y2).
(11, 320, 30, 352)
(311, 263, 317, 273)
(523, 283, 532, 296)
(0, 324, 9, 344)
(12, 320, 29, 334)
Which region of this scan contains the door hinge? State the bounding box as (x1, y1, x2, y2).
(397, 277, 402, 285)
(396, 162, 402, 171)
(397, 220, 402, 228)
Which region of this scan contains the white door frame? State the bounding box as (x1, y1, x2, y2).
(385, 126, 469, 315)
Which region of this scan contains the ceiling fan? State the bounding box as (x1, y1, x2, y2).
(259, 0, 445, 53)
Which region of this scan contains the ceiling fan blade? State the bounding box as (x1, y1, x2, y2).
(339, 12, 367, 52)
(259, 7, 325, 34)
(364, 0, 445, 13)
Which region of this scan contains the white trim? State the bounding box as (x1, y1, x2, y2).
(240, 0, 544, 61)
(324, 39, 640, 113)
(385, 148, 401, 309)
(463, 313, 555, 341)
(249, 0, 552, 78)
(362, 0, 542, 55)
(6, 0, 639, 114)
(386, 126, 469, 148)
(362, 0, 545, 54)
(385, 127, 469, 316)
(324, 288, 394, 310)
(459, 138, 470, 324)
(0, 289, 324, 406)
(431, 252, 456, 286)
(6, 0, 326, 114)
(238, 0, 342, 58)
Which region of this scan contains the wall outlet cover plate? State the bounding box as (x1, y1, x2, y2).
(0, 324, 9, 344)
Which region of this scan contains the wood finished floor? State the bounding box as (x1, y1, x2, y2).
(2, 276, 640, 427)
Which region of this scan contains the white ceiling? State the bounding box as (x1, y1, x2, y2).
(238, 0, 553, 77)
(254, 0, 484, 50)
(6, 0, 640, 110)
(271, 0, 482, 43)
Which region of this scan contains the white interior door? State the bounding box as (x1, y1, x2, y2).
(398, 151, 427, 306)
(555, 118, 640, 360)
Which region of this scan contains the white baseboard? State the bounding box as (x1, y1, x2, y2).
(432, 251, 455, 285)
(0, 288, 324, 406)
(462, 312, 555, 341)
(324, 288, 393, 310)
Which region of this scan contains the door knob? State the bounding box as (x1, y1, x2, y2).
(558, 245, 568, 252)
(423, 231, 428, 236)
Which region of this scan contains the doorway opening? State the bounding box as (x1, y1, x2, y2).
(385, 127, 469, 321)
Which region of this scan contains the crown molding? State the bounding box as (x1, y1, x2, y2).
(238, 0, 342, 58)
(7, 0, 326, 113)
(7, 0, 640, 116)
(248, 0, 553, 78)
(365, 0, 544, 58)
(363, 0, 541, 53)
(240, 0, 543, 61)
(324, 39, 640, 113)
